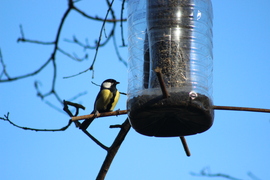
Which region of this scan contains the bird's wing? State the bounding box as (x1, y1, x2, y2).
(95, 89, 113, 111)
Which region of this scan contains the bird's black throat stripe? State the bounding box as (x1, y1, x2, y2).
(106, 88, 117, 112)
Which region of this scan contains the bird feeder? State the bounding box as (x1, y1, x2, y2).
(127, 0, 214, 137)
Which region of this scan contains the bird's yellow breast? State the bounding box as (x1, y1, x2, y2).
(111, 90, 120, 110)
(95, 89, 120, 112)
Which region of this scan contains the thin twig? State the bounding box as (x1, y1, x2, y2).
(67, 91, 87, 102)
(180, 136, 191, 157)
(18, 24, 55, 44)
(58, 47, 87, 61)
(72, 5, 126, 22)
(63, 100, 109, 149)
(0, 56, 51, 82)
(0, 49, 10, 79)
(63, 0, 116, 79)
(154, 67, 170, 98)
(213, 105, 270, 113)
(17, 38, 55, 45)
(64, 33, 113, 50)
(63, 100, 86, 117)
(120, 0, 126, 47)
(1, 112, 72, 131)
(64, 36, 96, 49)
(81, 128, 109, 151)
(191, 167, 243, 180)
(112, 34, 127, 66)
(89, 0, 116, 70)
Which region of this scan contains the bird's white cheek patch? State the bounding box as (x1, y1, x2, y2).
(103, 82, 112, 88)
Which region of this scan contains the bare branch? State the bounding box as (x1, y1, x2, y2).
(90, 0, 116, 71)
(0, 49, 11, 80)
(71, 110, 128, 121)
(64, 34, 114, 50)
(72, 5, 126, 22)
(67, 91, 87, 102)
(44, 100, 68, 115)
(112, 33, 127, 66)
(64, 36, 97, 50)
(0, 0, 73, 90)
(17, 25, 55, 45)
(63, 100, 86, 117)
(213, 105, 270, 113)
(1, 112, 72, 132)
(71, 105, 270, 122)
(0, 56, 51, 83)
(120, 0, 127, 47)
(191, 167, 261, 180)
(96, 118, 131, 180)
(3, 1, 267, 179)
(2, 2, 129, 179)
(63, 0, 117, 79)
(155, 67, 170, 98)
(91, 80, 101, 87)
(63, 100, 110, 150)
(81, 128, 109, 151)
(247, 172, 261, 180)
(180, 136, 191, 157)
(191, 167, 243, 180)
(120, 92, 127, 95)
(58, 47, 88, 62)
(17, 38, 55, 45)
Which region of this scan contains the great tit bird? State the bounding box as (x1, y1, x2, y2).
(79, 79, 120, 130)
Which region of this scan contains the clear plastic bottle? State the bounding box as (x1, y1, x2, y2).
(127, 0, 214, 137)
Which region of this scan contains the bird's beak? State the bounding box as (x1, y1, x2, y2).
(116, 81, 120, 84)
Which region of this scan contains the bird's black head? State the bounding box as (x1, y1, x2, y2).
(101, 79, 119, 89)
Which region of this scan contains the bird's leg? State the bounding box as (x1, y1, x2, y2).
(115, 109, 121, 116)
(94, 110, 100, 118)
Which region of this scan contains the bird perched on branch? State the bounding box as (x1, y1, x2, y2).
(79, 79, 120, 130)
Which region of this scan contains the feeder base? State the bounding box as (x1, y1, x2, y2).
(128, 92, 214, 137)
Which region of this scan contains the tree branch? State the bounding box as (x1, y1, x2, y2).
(0, 0, 75, 107)
(17, 25, 55, 45)
(1, 112, 72, 132)
(191, 170, 242, 180)
(72, 5, 126, 22)
(190, 167, 261, 180)
(58, 47, 88, 62)
(213, 105, 270, 113)
(96, 118, 131, 180)
(71, 110, 128, 121)
(63, 0, 117, 79)
(120, 0, 127, 47)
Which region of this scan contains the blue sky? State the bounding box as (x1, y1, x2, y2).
(1, 0, 270, 180)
